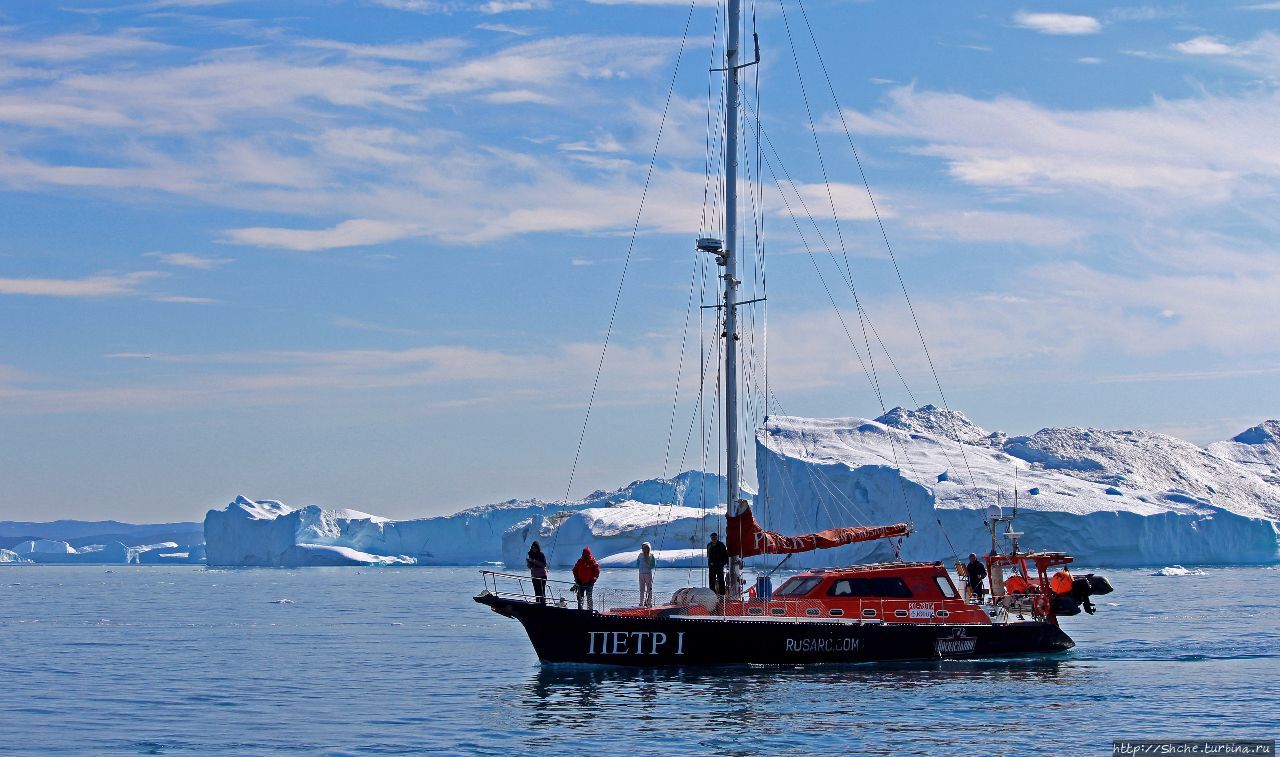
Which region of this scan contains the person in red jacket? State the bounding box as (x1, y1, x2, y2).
(572, 547, 601, 611)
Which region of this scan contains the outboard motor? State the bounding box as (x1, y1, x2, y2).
(1070, 573, 1113, 615)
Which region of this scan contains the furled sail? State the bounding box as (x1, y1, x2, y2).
(726, 504, 911, 558)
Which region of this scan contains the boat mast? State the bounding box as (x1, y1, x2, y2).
(723, 0, 743, 521)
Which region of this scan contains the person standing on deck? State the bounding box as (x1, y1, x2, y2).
(707, 533, 729, 595)
(526, 542, 549, 605)
(966, 553, 988, 603)
(637, 542, 656, 607)
(572, 547, 600, 611)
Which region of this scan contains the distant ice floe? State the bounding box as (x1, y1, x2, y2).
(1152, 565, 1208, 576)
(201, 406, 1280, 569)
(0, 538, 206, 565)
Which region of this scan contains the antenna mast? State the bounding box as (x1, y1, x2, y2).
(723, 0, 743, 520)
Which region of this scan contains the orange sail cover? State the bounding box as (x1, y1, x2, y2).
(726, 505, 911, 558)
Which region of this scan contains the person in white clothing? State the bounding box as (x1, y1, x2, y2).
(637, 542, 657, 607)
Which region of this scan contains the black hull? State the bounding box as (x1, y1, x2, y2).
(475, 593, 1074, 666)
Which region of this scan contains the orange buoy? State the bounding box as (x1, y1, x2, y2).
(1005, 574, 1029, 594)
(1050, 569, 1073, 595)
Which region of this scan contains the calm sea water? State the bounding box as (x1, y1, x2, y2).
(1, 565, 1276, 755)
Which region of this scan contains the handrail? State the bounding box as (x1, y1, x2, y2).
(480, 569, 578, 587)
(478, 570, 1027, 622)
(479, 569, 646, 612)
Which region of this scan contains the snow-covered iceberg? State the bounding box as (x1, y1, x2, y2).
(204, 471, 726, 567)
(1207, 421, 1280, 486)
(201, 408, 1280, 568)
(501, 501, 726, 568)
(752, 407, 1280, 567)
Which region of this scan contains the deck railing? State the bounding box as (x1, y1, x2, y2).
(479, 570, 651, 612)
(478, 570, 1013, 622)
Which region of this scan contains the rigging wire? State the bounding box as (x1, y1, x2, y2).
(748, 107, 919, 528)
(790, 0, 984, 511)
(554, 0, 699, 559)
(756, 127, 963, 561)
(765, 390, 903, 560)
(766, 0, 970, 561)
(751, 121, 973, 519)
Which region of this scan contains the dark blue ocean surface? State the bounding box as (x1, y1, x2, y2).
(1, 566, 1276, 755)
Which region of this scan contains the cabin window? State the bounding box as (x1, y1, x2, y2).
(770, 607, 787, 616)
(829, 609, 844, 617)
(774, 577, 822, 597)
(806, 608, 821, 617)
(826, 577, 914, 599)
(935, 576, 959, 599)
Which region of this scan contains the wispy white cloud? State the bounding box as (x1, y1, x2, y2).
(367, 0, 448, 12)
(1093, 366, 1280, 385)
(105, 0, 243, 10)
(777, 181, 888, 222)
(332, 316, 423, 335)
(0, 271, 165, 297)
(1105, 5, 1187, 22)
(586, 0, 700, 5)
(479, 0, 550, 12)
(152, 294, 218, 303)
(145, 252, 234, 269)
(0, 29, 697, 246)
(0, 341, 684, 414)
(222, 219, 424, 251)
(298, 37, 469, 62)
(839, 83, 1280, 205)
(476, 22, 536, 35)
(907, 210, 1086, 245)
(1173, 35, 1239, 56)
(1013, 11, 1101, 36)
(0, 30, 171, 62)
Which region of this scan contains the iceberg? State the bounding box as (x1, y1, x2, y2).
(10, 539, 132, 564)
(1152, 565, 1208, 576)
(204, 471, 726, 567)
(752, 408, 1280, 567)
(0, 519, 206, 564)
(0, 549, 31, 564)
(198, 408, 1279, 568)
(14, 539, 76, 555)
(501, 501, 726, 568)
(0, 537, 205, 565)
(1207, 421, 1280, 486)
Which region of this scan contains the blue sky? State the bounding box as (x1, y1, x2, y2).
(2, 0, 1278, 522)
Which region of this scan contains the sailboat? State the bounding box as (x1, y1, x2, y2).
(474, 0, 1113, 665)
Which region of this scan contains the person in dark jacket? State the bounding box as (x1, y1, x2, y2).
(527, 542, 549, 605)
(572, 547, 601, 611)
(966, 553, 988, 603)
(707, 533, 729, 595)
